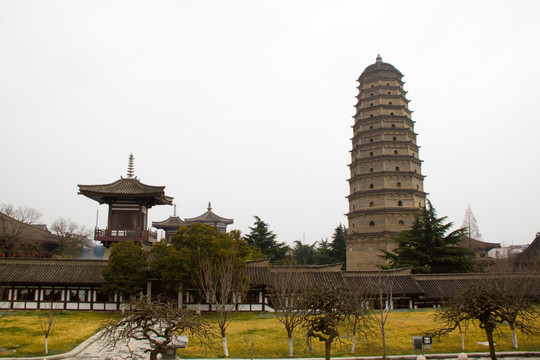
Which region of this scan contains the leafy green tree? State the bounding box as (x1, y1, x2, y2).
(244, 216, 288, 263)
(150, 240, 190, 292)
(102, 242, 147, 298)
(381, 201, 475, 274)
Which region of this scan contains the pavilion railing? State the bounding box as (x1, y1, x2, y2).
(94, 228, 158, 243)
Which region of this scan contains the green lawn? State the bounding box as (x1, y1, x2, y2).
(1, 309, 539, 358)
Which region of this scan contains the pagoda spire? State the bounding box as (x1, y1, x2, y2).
(127, 153, 135, 178)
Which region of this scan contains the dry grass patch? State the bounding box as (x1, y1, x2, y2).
(1, 309, 539, 358)
(181, 309, 540, 358)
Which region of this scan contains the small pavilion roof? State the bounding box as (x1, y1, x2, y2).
(78, 177, 173, 206)
(152, 216, 186, 230)
(184, 202, 233, 225)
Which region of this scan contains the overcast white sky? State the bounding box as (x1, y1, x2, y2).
(1, 1, 539, 247)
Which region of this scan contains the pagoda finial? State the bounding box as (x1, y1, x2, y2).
(376, 54, 382, 62)
(207, 202, 212, 211)
(173, 204, 177, 217)
(127, 153, 135, 178)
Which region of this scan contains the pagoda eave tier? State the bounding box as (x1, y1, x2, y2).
(78, 178, 173, 206)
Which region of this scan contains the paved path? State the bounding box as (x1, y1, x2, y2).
(70, 329, 150, 359)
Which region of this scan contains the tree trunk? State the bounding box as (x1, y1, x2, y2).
(149, 348, 159, 360)
(485, 327, 497, 360)
(325, 340, 332, 360)
(288, 336, 293, 357)
(351, 333, 356, 354)
(222, 336, 229, 357)
(44, 336, 48, 354)
(509, 323, 518, 349)
(458, 323, 465, 352)
(381, 326, 387, 360)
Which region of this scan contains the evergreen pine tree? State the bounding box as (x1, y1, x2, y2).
(244, 216, 288, 263)
(381, 201, 476, 273)
(330, 224, 347, 264)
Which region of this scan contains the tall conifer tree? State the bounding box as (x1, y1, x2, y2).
(381, 201, 475, 273)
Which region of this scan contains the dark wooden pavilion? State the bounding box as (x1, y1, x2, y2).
(78, 154, 173, 249)
(152, 205, 186, 243)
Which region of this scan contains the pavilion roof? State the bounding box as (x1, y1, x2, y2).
(152, 216, 186, 230)
(78, 177, 173, 206)
(184, 202, 233, 225)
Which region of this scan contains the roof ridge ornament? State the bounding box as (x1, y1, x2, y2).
(376, 54, 382, 62)
(127, 153, 135, 178)
(173, 204, 177, 217)
(207, 202, 212, 211)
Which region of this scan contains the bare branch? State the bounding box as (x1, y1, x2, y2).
(101, 296, 214, 360)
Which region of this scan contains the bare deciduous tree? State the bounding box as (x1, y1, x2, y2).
(432, 278, 539, 360)
(266, 268, 307, 357)
(372, 273, 397, 360)
(496, 269, 539, 349)
(39, 303, 58, 354)
(50, 218, 92, 257)
(101, 296, 214, 360)
(299, 284, 351, 360)
(195, 252, 249, 357)
(345, 292, 372, 354)
(0, 204, 43, 255)
(462, 204, 482, 240)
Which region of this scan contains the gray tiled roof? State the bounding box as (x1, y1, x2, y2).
(0, 259, 107, 285)
(344, 273, 424, 297)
